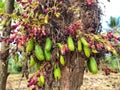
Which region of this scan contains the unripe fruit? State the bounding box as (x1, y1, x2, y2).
(57, 43, 63, 49)
(44, 15, 49, 24)
(87, 57, 98, 74)
(54, 67, 61, 80)
(77, 40, 82, 52)
(44, 50, 51, 61)
(67, 36, 75, 51)
(94, 35, 100, 40)
(84, 46, 90, 58)
(37, 75, 45, 86)
(35, 44, 44, 61)
(106, 46, 111, 51)
(92, 49, 98, 53)
(55, 12, 61, 18)
(112, 49, 118, 56)
(45, 38, 52, 51)
(26, 39, 34, 53)
(30, 55, 35, 67)
(0, 20, 6, 27)
(60, 55, 65, 66)
(80, 37, 89, 47)
(40, 75, 45, 84)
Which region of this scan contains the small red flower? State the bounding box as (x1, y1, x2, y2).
(87, 0, 94, 5)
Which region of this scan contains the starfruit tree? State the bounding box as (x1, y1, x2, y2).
(0, 0, 120, 90)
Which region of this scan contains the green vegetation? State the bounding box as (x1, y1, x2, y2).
(101, 54, 120, 72)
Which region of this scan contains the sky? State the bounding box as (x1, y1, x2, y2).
(99, 0, 120, 29)
(100, 0, 120, 17)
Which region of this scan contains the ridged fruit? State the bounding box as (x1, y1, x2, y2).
(112, 49, 118, 56)
(35, 44, 44, 61)
(60, 55, 65, 65)
(37, 75, 45, 86)
(57, 43, 63, 49)
(106, 46, 111, 51)
(92, 49, 98, 53)
(77, 40, 82, 52)
(67, 36, 75, 51)
(55, 12, 61, 18)
(26, 39, 34, 53)
(45, 38, 52, 51)
(83, 46, 90, 58)
(87, 57, 98, 74)
(44, 14, 49, 24)
(30, 55, 35, 67)
(54, 67, 61, 80)
(80, 37, 89, 47)
(0, 20, 6, 27)
(44, 50, 51, 61)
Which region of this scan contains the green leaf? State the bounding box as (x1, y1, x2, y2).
(107, 16, 119, 28)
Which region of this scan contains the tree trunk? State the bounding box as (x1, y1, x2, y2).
(45, 51, 85, 90)
(0, 0, 14, 90)
(0, 60, 9, 90)
(44, 0, 100, 89)
(60, 52, 85, 90)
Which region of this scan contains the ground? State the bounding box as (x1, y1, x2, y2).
(81, 72, 120, 90)
(6, 72, 120, 90)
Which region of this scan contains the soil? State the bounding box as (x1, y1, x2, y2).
(6, 72, 120, 90)
(81, 72, 120, 90)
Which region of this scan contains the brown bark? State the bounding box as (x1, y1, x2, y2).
(0, 0, 14, 90)
(46, 51, 85, 90)
(60, 52, 85, 90)
(0, 60, 9, 90)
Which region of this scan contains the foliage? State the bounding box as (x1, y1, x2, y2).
(99, 15, 120, 75)
(106, 16, 120, 37)
(0, 0, 120, 89)
(101, 54, 120, 73)
(107, 16, 119, 28)
(105, 16, 120, 55)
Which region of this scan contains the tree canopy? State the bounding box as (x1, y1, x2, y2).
(0, 0, 120, 90)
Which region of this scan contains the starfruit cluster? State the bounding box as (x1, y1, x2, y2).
(26, 36, 63, 89)
(0, 0, 119, 89)
(26, 37, 52, 63)
(57, 33, 119, 74)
